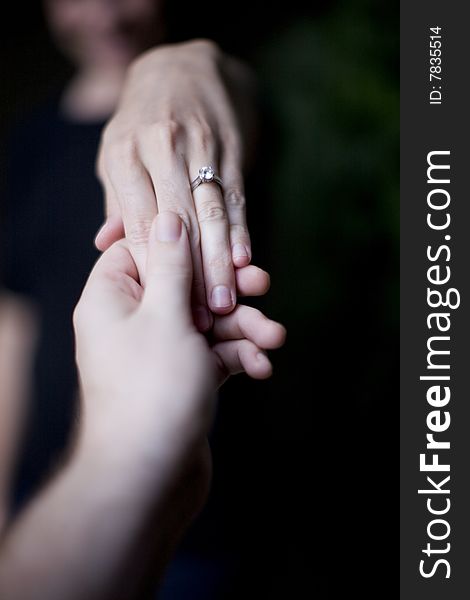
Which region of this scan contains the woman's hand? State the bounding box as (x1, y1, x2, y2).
(95, 39, 257, 331)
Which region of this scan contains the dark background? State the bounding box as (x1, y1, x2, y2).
(0, 1, 398, 597)
(401, 2, 470, 598)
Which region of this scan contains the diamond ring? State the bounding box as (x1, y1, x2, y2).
(190, 166, 223, 192)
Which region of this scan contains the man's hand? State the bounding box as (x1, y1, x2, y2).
(0, 212, 284, 600)
(76, 211, 285, 473)
(95, 39, 257, 329)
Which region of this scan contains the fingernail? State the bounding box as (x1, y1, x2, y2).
(232, 243, 248, 259)
(211, 285, 233, 309)
(155, 212, 182, 242)
(194, 306, 212, 332)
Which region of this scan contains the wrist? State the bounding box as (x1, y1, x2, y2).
(75, 400, 202, 494)
(129, 38, 220, 79)
(72, 430, 176, 517)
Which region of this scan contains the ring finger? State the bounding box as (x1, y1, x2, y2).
(189, 154, 236, 315)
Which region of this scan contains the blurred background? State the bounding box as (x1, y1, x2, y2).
(0, 0, 398, 597)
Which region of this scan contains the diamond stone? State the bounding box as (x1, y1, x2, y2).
(199, 166, 215, 182)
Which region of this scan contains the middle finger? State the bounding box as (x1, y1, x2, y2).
(141, 144, 212, 332)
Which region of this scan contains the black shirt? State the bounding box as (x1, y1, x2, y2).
(2, 94, 104, 505)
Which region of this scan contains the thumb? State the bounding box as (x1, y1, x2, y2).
(142, 212, 193, 326)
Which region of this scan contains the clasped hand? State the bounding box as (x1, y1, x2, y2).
(74, 212, 285, 480)
(95, 40, 257, 331)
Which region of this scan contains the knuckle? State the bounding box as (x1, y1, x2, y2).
(148, 265, 193, 286)
(147, 120, 183, 150)
(225, 188, 246, 209)
(197, 200, 227, 224)
(156, 177, 179, 200)
(190, 119, 215, 153)
(127, 218, 153, 247)
(104, 137, 138, 176)
(208, 249, 232, 271)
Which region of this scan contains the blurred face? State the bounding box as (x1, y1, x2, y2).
(44, 0, 163, 69)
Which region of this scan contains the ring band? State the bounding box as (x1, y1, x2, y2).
(191, 166, 223, 192)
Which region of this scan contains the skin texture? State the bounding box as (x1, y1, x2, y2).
(76, 213, 284, 465)
(0, 213, 285, 599)
(95, 39, 257, 326)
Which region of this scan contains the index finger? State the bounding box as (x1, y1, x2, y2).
(103, 141, 157, 284)
(75, 240, 142, 325)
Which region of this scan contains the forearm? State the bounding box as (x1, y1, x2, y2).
(0, 435, 181, 600)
